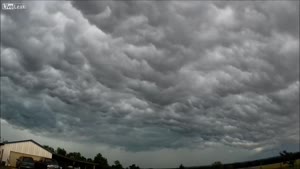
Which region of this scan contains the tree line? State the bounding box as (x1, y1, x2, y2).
(177, 151, 300, 169)
(42, 146, 300, 169)
(42, 145, 140, 169)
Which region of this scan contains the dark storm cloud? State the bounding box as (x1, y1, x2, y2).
(1, 1, 299, 152)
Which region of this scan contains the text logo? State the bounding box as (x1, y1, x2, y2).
(2, 3, 26, 10)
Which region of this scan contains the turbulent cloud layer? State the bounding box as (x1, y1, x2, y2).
(1, 0, 299, 154)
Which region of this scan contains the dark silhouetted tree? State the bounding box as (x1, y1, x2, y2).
(280, 151, 296, 169)
(211, 161, 223, 169)
(67, 152, 86, 161)
(87, 158, 93, 163)
(112, 160, 123, 169)
(179, 164, 185, 169)
(81, 156, 87, 161)
(56, 147, 67, 156)
(129, 164, 140, 169)
(94, 153, 109, 169)
(226, 165, 234, 169)
(43, 145, 55, 153)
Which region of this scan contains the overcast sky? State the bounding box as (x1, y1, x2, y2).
(0, 0, 299, 168)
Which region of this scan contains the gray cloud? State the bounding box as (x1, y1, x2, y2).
(1, 0, 299, 158)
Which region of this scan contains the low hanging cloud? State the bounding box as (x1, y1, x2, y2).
(1, 0, 299, 152)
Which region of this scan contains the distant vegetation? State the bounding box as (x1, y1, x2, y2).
(211, 161, 223, 169)
(42, 145, 300, 169)
(179, 164, 185, 169)
(280, 150, 297, 169)
(42, 145, 140, 169)
(177, 151, 300, 169)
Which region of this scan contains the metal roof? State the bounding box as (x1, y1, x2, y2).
(0, 139, 53, 154)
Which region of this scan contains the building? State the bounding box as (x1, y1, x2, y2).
(0, 139, 97, 169)
(0, 140, 52, 167)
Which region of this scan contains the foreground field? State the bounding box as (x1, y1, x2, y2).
(242, 159, 300, 169)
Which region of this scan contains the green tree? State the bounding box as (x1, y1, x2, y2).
(56, 147, 67, 156)
(43, 145, 55, 153)
(94, 153, 109, 169)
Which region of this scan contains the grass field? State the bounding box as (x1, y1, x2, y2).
(242, 159, 300, 169)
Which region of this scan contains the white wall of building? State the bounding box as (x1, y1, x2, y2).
(0, 141, 52, 165)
